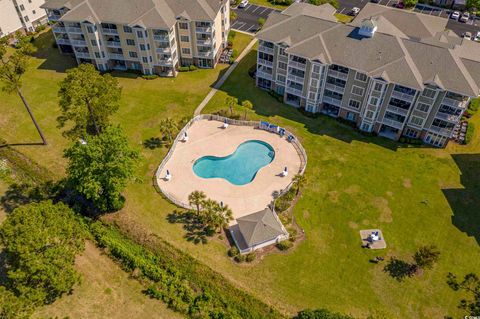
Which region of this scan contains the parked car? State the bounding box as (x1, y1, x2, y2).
(463, 31, 472, 40)
(371, 0, 380, 3)
(238, 0, 249, 8)
(450, 11, 461, 20)
(474, 31, 480, 41)
(350, 7, 360, 16)
(459, 11, 469, 23)
(395, 1, 404, 9)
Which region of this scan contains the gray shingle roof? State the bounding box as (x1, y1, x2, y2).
(256, 3, 480, 96)
(236, 208, 286, 248)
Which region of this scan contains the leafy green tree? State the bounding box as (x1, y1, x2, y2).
(0, 286, 34, 319)
(159, 117, 179, 146)
(0, 201, 85, 308)
(257, 17, 266, 28)
(64, 126, 139, 212)
(0, 33, 47, 145)
(292, 173, 307, 196)
(295, 308, 354, 319)
(447, 272, 480, 316)
(402, 0, 417, 8)
(241, 100, 253, 119)
(214, 203, 234, 232)
(58, 63, 121, 139)
(188, 190, 206, 216)
(413, 245, 440, 270)
(225, 96, 238, 116)
(308, 0, 339, 9)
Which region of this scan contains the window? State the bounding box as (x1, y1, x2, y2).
(348, 99, 361, 109)
(279, 47, 286, 56)
(374, 83, 383, 91)
(149, 56, 152, 62)
(422, 88, 436, 98)
(140, 44, 146, 51)
(126, 39, 135, 46)
(179, 22, 188, 29)
(91, 40, 97, 46)
(313, 64, 321, 73)
(129, 51, 138, 58)
(278, 62, 287, 70)
(87, 26, 94, 33)
(369, 96, 379, 106)
(95, 52, 100, 58)
(410, 116, 424, 126)
(101, 51, 105, 58)
(20, 4, 25, 11)
(351, 86, 364, 96)
(355, 72, 367, 82)
(123, 26, 132, 33)
(417, 102, 430, 112)
(24, 16, 29, 22)
(136, 30, 144, 38)
(277, 74, 286, 82)
(181, 48, 191, 54)
(180, 35, 189, 42)
(142, 57, 148, 63)
(365, 110, 375, 119)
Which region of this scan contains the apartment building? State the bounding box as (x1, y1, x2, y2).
(0, 0, 48, 37)
(256, 3, 480, 147)
(41, 0, 230, 76)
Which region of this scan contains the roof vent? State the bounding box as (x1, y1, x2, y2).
(359, 17, 377, 38)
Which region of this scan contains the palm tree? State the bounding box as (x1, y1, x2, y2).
(225, 96, 238, 116)
(200, 199, 220, 231)
(159, 117, 178, 145)
(241, 100, 253, 120)
(188, 190, 206, 216)
(215, 203, 233, 232)
(292, 174, 307, 196)
(0, 34, 47, 145)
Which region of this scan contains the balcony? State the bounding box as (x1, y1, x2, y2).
(70, 39, 87, 46)
(322, 96, 342, 107)
(197, 38, 213, 46)
(257, 58, 273, 67)
(258, 45, 274, 54)
(382, 118, 404, 130)
(257, 70, 273, 80)
(196, 26, 212, 33)
(287, 73, 305, 84)
(386, 105, 409, 116)
(75, 51, 90, 59)
(324, 82, 345, 94)
(289, 60, 306, 70)
(66, 27, 82, 34)
(328, 69, 348, 80)
(443, 97, 467, 108)
(429, 125, 453, 137)
(102, 28, 118, 35)
(157, 58, 173, 66)
(286, 86, 304, 97)
(156, 47, 171, 54)
(197, 51, 213, 58)
(56, 38, 70, 45)
(52, 26, 66, 33)
(154, 34, 169, 42)
(391, 90, 415, 102)
(106, 41, 122, 48)
(109, 53, 124, 60)
(435, 112, 460, 123)
(48, 14, 61, 21)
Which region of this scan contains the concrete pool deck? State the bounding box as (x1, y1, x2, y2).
(157, 118, 303, 221)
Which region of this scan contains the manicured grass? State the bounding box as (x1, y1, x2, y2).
(335, 13, 354, 23)
(243, 0, 290, 9)
(229, 30, 253, 54)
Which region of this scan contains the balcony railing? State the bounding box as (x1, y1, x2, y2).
(257, 58, 273, 67)
(442, 97, 467, 108)
(391, 90, 415, 102)
(435, 112, 460, 123)
(197, 38, 213, 46)
(56, 38, 70, 45)
(66, 27, 82, 34)
(157, 58, 173, 66)
(257, 70, 273, 80)
(52, 26, 66, 33)
(75, 51, 90, 59)
(48, 14, 61, 21)
(102, 28, 118, 35)
(382, 118, 404, 130)
(70, 39, 87, 46)
(156, 47, 171, 53)
(154, 34, 169, 41)
(197, 51, 213, 58)
(289, 60, 306, 70)
(386, 105, 409, 116)
(429, 125, 453, 136)
(258, 45, 274, 54)
(322, 96, 342, 107)
(106, 41, 121, 48)
(287, 73, 305, 84)
(328, 69, 348, 80)
(324, 82, 345, 94)
(196, 26, 212, 33)
(109, 53, 124, 60)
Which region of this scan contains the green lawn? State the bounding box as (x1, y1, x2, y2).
(242, 0, 291, 9)
(1, 31, 480, 318)
(335, 13, 354, 23)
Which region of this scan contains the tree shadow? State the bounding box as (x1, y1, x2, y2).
(167, 210, 213, 244)
(0, 181, 59, 213)
(442, 154, 480, 245)
(32, 31, 77, 73)
(383, 257, 417, 281)
(0, 142, 45, 149)
(142, 137, 164, 149)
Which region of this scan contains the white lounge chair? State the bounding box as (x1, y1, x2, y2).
(281, 167, 288, 177)
(165, 170, 171, 181)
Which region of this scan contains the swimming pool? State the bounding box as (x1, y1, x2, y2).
(192, 140, 275, 185)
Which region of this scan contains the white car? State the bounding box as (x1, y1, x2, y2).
(238, 0, 249, 8)
(460, 11, 469, 23)
(350, 7, 360, 16)
(475, 31, 480, 41)
(450, 11, 460, 20)
(463, 31, 472, 40)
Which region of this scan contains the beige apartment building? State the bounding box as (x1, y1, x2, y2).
(256, 3, 480, 147)
(0, 0, 48, 37)
(41, 0, 230, 76)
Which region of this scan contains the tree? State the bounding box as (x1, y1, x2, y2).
(188, 190, 206, 216)
(241, 100, 253, 120)
(413, 245, 440, 270)
(295, 308, 354, 319)
(257, 17, 266, 29)
(64, 126, 139, 212)
(0, 286, 34, 319)
(402, 0, 417, 8)
(214, 203, 233, 232)
(0, 201, 85, 307)
(383, 257, 416, 281)
(447, 272, 480, 316)
(160, 117, 179, 146)
(292, 174, 307, 196)
(230, 11, 237, 21)
(0, 33, 47, 145)
(58, 63, 121, 139)
(225, 96, 238, 116)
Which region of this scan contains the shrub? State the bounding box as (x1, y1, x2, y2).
(465, 122, 475, 144)
(234, 254, 246, 262)
(277, 240, 293, 251)
(179, 66, 190, 72)
(231, 49, 239, 59)
(468, 98, 479, 114)
(288, 227, 298, 242)
(189, 65, 197, 71)
(35, 24, 47, 32)
(142, 74, 158, 80)
(228, 246, 239, 257)
(295, 308, 354, 319)
(245, 252, 256, 263)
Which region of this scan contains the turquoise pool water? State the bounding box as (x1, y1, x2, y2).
(192, 140, 275, 185)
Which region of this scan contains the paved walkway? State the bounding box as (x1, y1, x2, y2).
(194, 38, 258, 115)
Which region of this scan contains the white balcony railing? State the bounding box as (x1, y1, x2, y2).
(52, 26, 66, 33)
(109, 53, 124, 60)
(324, 82, 345, 94)
(257, 58, 273, 67)
(322, 95, 342, 107)
(258, 45, 274, 54)
(48, 14, 61, 21)
(197, 38, 213, 46)
(156, 47, 171, 53)
(154, 34, 169, 41)
(75, 51, 90, 59)
(70, 39, 87, 46)
(286, 86, 304, 97)
(386, 105, 409, 116)
(382, 118, 404, 130)
(102, 28, 118, 35)
(435, 112, 460, 123)
(66, 27, 82, 34)
(289, 60, 306, 71)
(106, 41, 121, 48)
(157, 58, 173, 66)
(442, 97, 467, 109)
(196, 51, 213, 58)
(391, 90, 415, 102)
(429, 125, 453, 136)
(257, 70, 273, 80)
(56, 38, 70, 45)
(288, 73, 305, 84)
(328, 69, 348, 80)
(196, 26, 212, 33)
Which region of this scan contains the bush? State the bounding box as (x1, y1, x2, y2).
(231, 49, 239, 59)
(295, 308, 354, 319)
(189, 65, 197, 71)
(245, 252, 256, 263)
(288, 227, 298, 242)
(270, 0, 293, 4)
(277, 240, 293, 251)
(179, 66, 190, 72)
(465, 122, 475, 144)
(234, 254, 246, 263)
(228, 246, 239, 257)
(35, 24, 46, 32)
(142, 74, 158, 80)
(468, 98, 479, 114)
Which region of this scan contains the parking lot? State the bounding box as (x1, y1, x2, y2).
(231, 4, 280, 33)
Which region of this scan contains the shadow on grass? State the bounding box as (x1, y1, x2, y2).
(143, 137, 164, 149)
(33, 31, 77, 73)
(0, 181, 58, 213)
(214, 49, 430, 152)
(443, 153, 480, 245)
(167, 210, 214, 244)
(0, 142, 45, 148)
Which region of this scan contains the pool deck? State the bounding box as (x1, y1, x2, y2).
(157, 119, 302, 222)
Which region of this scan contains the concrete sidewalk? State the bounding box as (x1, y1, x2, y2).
(194, 38, 258, 115)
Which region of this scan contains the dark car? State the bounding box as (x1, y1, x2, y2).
(396, 1, 404, 8)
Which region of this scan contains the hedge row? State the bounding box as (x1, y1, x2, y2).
(90, 222, 284, 319)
